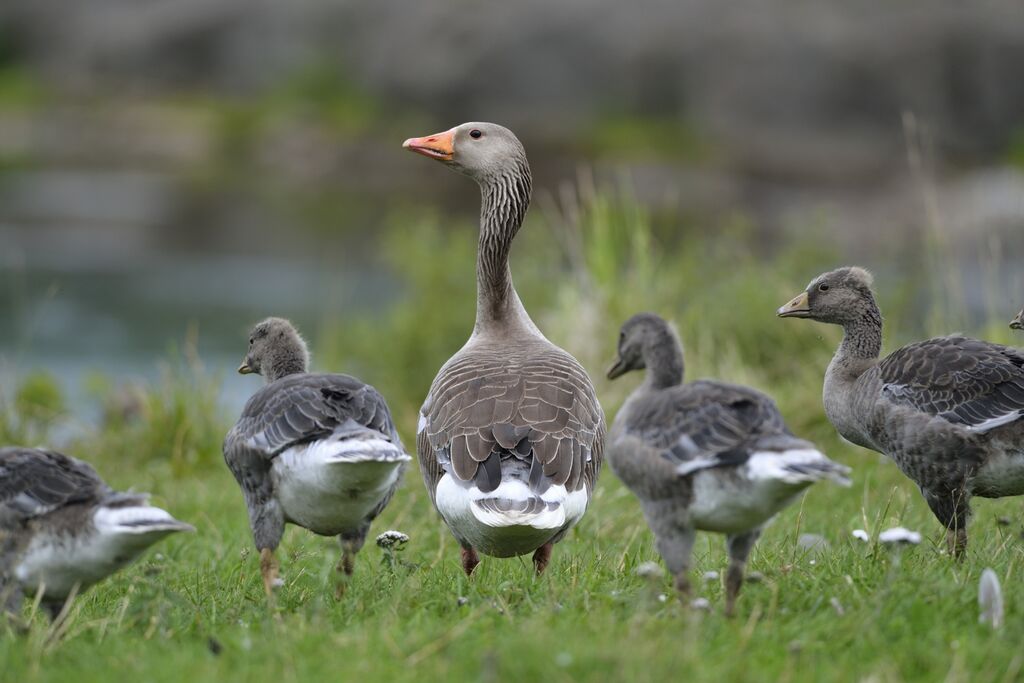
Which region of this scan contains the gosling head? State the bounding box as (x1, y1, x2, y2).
(238, 317, 310, 383)
(777, 266, 878, 327)
(1010, 307, 1023, 331)
(403, 122, 528, 183)
(607, 312, 684, 387)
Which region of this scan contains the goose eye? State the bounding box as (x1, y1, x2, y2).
(818, 283, 830, 292)
(249, 338, 254, 345)
(469, 129, 482, 139)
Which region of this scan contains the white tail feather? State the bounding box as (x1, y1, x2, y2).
(471, 500, 566, 530)
(304, 435, 411, 464)
(436, 476, 587, 530)
(746, 450, 851, 486)
(94, 506, 194, 534)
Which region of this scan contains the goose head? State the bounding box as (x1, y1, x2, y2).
(1011, 307, 1023, 331)
(403, 122, 527, 182)
(777, 266, 877, 326)
(607, 312, 684, 386)
(238, 317, 310, 382)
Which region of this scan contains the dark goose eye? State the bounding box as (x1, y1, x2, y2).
(818, 283, 830, 292)
(469, 129, 482, 139)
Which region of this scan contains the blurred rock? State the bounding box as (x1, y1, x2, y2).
(4, 0, 1023, 171)
(978, 568, 1003, 629)
(798, 533, 830, 555)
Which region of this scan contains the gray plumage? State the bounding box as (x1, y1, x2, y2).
(606, 313, 849, 615)
(224, 317, 409, 595)
(779, 266, 1024, 556)
(404, 123, 604, 575)
(0, 447, 192, 619)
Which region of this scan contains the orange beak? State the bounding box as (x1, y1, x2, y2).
(403, 129, 455, 161)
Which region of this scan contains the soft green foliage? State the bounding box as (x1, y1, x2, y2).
(4, 190, 1024, 682)
(79, 337, 227, 476)
(0, 67, 48, 108)
(586, 116, 713, 162)
(0, 372, 66, 444)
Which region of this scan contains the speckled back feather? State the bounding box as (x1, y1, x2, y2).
(418, 342, 604, 500)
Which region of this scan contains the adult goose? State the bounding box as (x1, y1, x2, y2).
(779, 267, 1024, 556)
(403, 123, 604, 575)
(606, 313, 849, 615)
(1011, 308, 1023, 331)
(0, 447, 192, 620)
(224, 318, 410, 596)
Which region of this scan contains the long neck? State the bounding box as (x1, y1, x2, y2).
(474, 160, 532, 332)
(264, 346, 308, 383)
(832, 297, 883, 378)
(643, 330, 685, 390)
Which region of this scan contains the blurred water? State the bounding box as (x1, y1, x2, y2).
(0, 245, 400, 417)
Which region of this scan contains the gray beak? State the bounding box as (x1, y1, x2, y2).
(607, 356, 628, 380)
(1010, 309, 1024, 330)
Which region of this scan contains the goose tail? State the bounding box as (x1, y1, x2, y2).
(315, 425, 412, 464)
(747, 449, 852, 487)
(471, 496, 567, 530)
(94, 504, 195, 535)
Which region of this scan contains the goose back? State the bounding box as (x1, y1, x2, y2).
(0, 448, 110, 524)
(875, 335, 1024, 433)
(224, 372, 406, 546)
(417, 337, 604, 504)
(226, 373, 401, 460)
(826, 335, 1024, 499)
(609, 381, 819, 497)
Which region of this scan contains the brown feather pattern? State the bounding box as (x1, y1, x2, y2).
(420, 343, 604, 499)
(878, 335, 1024, 428)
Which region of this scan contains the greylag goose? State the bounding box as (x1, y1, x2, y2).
(779, 267, 1024, 556)
(1011, 308, 1023, 330)
(403, 123, 604, 575)
(224, 317, 410, 596)
(606, 313, 849, 615)
(0, 447, 193, 619)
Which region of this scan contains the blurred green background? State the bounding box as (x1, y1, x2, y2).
(3, 4, 1024, 682)
(1, 0, 1023, 426)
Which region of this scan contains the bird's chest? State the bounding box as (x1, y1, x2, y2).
(822, 370, 877, 451)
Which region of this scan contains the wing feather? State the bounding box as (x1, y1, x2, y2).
(0, 448, 109, 522)
(417, 344, 604, 502)
(622, 380, 802, 474)
(878, 336, 1024, 430)
(223, 373, 404, 504)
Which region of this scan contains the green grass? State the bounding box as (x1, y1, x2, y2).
(3, 430, 1023, 682)
(3, 190, 1024, 682)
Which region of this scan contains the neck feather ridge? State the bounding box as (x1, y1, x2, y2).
(834, 298, 883, 377)
(644, 330, 685, 389)
(265, 350, 308, 383)
(475, 161, 532, 333)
